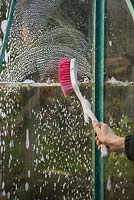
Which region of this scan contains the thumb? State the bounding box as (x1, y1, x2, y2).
(92, 121, 101, 137)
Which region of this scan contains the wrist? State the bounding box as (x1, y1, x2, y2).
(111, 136, 125, 152)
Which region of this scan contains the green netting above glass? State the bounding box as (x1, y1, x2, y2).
(0, 0, 93, 82)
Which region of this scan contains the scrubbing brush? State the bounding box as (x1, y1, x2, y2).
(59, 58, 109, 159)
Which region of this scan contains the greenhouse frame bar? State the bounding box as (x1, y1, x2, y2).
(94, 0, 105, 200)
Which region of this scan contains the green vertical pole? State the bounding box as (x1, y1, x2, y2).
(94, 0, 105, 200)
(0, 0, 16, 71)
(125, 0, 134, 21)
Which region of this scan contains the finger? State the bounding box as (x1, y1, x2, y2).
(96, 138, 101, 145)
(92, 121, 100, 128)
(97, 144, 101, 150)
(96, 140, 100, 146)
(98, 145, 101, 150)
(95, 136, 101, 146)
(93, 124, 101, 137)
(95, 135, 99, 141)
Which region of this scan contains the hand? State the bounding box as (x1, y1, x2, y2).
(92, 121, 125, 152)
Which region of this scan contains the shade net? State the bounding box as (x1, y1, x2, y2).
(0, 0, 92, 82)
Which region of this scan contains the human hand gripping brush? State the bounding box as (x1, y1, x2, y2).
(58, 58, 109, 159)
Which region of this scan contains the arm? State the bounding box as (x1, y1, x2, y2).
(92, 121, 134, 162)
(125, 135, 134, 161)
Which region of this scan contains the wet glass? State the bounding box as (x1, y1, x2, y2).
(0, 0, 95, 199)
(0, 86, 93, 200)
(0, 0, 94, 83)
(105, 0, 134, 199)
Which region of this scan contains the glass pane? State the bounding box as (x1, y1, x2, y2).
(0, 86, 93, 200)
(105, 0, 134, 82)
(0, 0, 95, 199)
(0, 0, 93, 83)
(105, 0, 134, 199)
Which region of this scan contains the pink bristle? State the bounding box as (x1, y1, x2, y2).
(58, 59, 74, 96)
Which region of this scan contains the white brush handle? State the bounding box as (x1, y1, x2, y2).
(70, 59, 108, 158)
(81, 98, 109, 159)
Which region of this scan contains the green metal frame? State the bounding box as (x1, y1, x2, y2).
(126, 0, 134, 21)
(0, 0, 16, 71)
(94, 0, 105, 200)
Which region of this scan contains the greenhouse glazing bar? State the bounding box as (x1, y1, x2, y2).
(0, 0, 16, 70)
(125, 0, 134, 21)
(94, 0, 105, 200)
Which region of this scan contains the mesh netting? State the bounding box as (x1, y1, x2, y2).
(0, 0, 92, 82)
